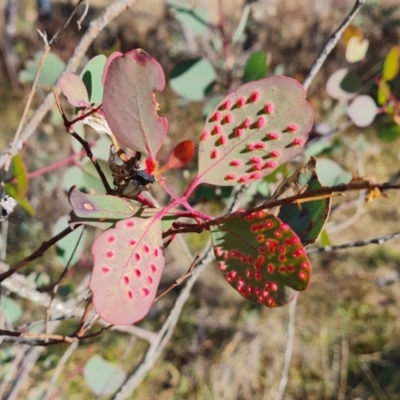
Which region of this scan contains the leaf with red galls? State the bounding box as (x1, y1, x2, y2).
(197, 76, 313, 186)
(59, 72, 90, 108)
(102, 49, 168, 160)
(211, 211, 311, 307)
(90, 216, 164, 325)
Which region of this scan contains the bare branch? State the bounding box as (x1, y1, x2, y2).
(273, 296, 298, 400)
(307, 230, 400, 254)
(0, 0, 141, 169)
(303, 0, 366, 91)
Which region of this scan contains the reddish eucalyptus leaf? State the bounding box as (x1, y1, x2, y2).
(90, 216, 164, 325)
(162, 140, 194, 170)
(211, 211, 311, 307)
(59, 72, 90, 108)
(197, 76, 313, 186)
(102, 49, 168, 160)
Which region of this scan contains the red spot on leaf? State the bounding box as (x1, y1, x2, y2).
(127, 290, 134, 299)
(249, 172, 261, 180)
(123, 275, 130, 285)
(267, 132, 279, 140)
(101, 266, 110, 274)
(264, 103, 274, 114)
(250, 91, 261, 102)
(254, 142, 265, 150)
(200, 130, 209, 141)
(243, 118, 251, 128)
(230, 159, 241, 167)
(134, 253, 140, 261)
(238, 176, 249, 183)
(106, 251, 114, 259)
(150, 264, 157, 273)
(107, 235, 116, 244)
(264, 161, 276, 168)
(218, 135, 227, 145)
(236, 97, 246, 107)
(301, 262, 310, 269)
(142, 288, 150, 297)
(218, 262, 227, 271)
(147, 276, 153, 284)
(225, 173, 237, 180)
(267, 264, 275, 273)
(210, 149, 218, 159)
(126, 220, 135, 228)
(269, 150, 280, 158)
(299, 271, 307, 280)
(246, 269, 253, 278)
(250, 156, 262, 165)
(154, 248, 159, 257)
(213, 125, 222, 134)
(235, 128, 245, 137)
(292, 137, 303, 146)
(143, 245, 150, 253)
(128, 239, 136, 247)
(256, 234, 265, 242)
(287, 123, 298, 132)
(265, 221, 273, 229)
(223, 114, 233, 124)
(256, 117, 266, 128)
(223, 99, 232, 110)
(212, 111, 222, 121)
(278, 266, 286, 273)
(287, 264, 294, 272)
(135, 268, 142, 277)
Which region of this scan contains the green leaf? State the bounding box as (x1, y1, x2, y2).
(378, 123, 400, 142)
(339, 71, 361, 94)
(68, 187, 178, 230)
(168, 0, 209, 35)
(383, 45, 400, 82)
(377, 78, 390, 106)
(80, 55, 107, 105)
(316, 158, 352, 186)
(61, 160, 113, 194)
(211, 211, 311, 307)
(53, 215, 86, 266)
(170, 58, 216, 101)
(12, 153, 28, 198)
(19, 51, 65, 86)
(243, 51, 268, 83)
(84, 355, 126, 396)
(1, 297, 23, 324)
(268, 158, 331, 246)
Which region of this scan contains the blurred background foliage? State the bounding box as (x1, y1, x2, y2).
(1, 0, 400, 398)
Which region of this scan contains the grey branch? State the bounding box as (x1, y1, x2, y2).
(307, 230, 400, 254)
(303, 0, 366, 91)
(0, 0, 140, 169)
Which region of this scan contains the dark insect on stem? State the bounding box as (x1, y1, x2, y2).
(109, 146, 155, 199)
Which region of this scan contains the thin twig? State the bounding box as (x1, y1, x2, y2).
(0, 227, 73, 282)
(45, 227, 86, 335)
(273, 296, 298, 400)
(45, 342, 79, 400)
(152, 254, 200, 303)
(163, 180, 400, 238)
(0, 0, 141, 169)
(4, 0, 86, 174)
(307, 230, 400, 253)
(303, 0, 366, 91)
